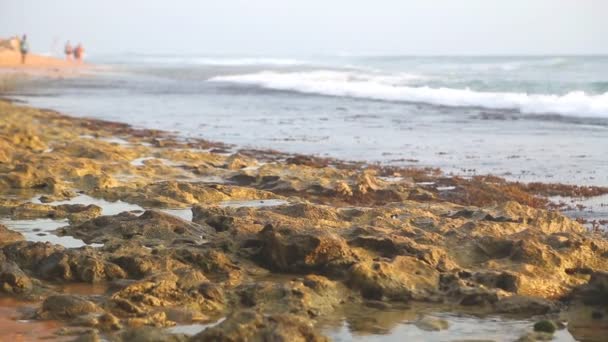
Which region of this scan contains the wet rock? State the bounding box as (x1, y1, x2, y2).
(110, 297, 146, 315)
(120, 326, 188, 342)
(516, 332, 554, 341)
(570, 271, 608, 306)
(103, 181, 279, 208)
(408, 188, 436, 201)
(348, 256, 439, 301)
(0, 256, 32, 293)
(191, 206, 234, 232)
(34, 249, 126, 282)
(10, 130, 48, 151)
(164, 307, 209, 323)
(509, 239, 560, 267)
(72, 330, 102, 342)
(73, 312, 122, 331)
(198, 282, 225, 304)
(457, 287, 502, 307)
(224, 153, 256, 170)
(190, 310, 329, 342)
(335, 180, 353, 197)
(111, 271, 214, 314)
(175, 249, 242, 284)
(349, 235, 401, 258)
(98, 312, 122, 331)
(255, 224, 356, 274)
(286, 155, 329, 168)
(0, 224, 23, 245)
(66, 210, 210, 244)
(110, 254, 160, 278)
(39, 294, 102, 319)
(472, 271, 520, 293)
(415, 316, 449, 331)
(474, 236, 516, 259)
(273, 203, 340, 222)
(236, 276, 345, 317)
(494, 295, 557, 315)
(11, 202, 102, 223)
(3, 241, 65, 271)
(56, 204, 103, 223)
(4, 100, 608, 339)
(0, 164, 54, 190)
(124, 311, 174, 329)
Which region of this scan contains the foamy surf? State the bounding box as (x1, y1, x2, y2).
(210, 70, 608, 118)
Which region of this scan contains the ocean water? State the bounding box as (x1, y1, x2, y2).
(9, 54, 608, 185)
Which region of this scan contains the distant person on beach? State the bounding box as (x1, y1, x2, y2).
(19, 34, 29, 64)
(64, 41, 73, 60)
(73, 43, 84, 62)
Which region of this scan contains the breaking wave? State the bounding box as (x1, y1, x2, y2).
(210, 70, 608, 118)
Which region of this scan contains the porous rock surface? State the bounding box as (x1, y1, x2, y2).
(0, 100, 607, 341)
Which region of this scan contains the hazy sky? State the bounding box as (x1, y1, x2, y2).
(1, 0, 606, 56)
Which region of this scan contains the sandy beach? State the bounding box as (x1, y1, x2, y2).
(0, 49, 71, 67)
(0, 49, 90, 80)
(0, 96, 606, 341)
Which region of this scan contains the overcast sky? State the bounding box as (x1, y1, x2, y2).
(1, 0, 606, 56)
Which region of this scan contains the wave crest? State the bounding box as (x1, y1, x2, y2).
(210, 70, 608, 118)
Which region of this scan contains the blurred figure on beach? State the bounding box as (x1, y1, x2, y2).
(19, 34, 29, 64)
(64, 41, 73, 61)
(73, 43, 84, 62)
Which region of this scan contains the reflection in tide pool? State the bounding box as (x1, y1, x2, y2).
(325, 313, 576, 342)
(0, 218, 102, 248)
(35, 194, 144, 216)
(167, 318, 225, 335)
(160, 208, 193, 221)
(218, 199, 289, 208)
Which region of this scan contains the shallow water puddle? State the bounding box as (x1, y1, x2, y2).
(0, 297, 68, 341)
(35, 194, 144, 216)
(325, 313, 576, 342)
(57, 282, 110, 296)
(218, 199, 289, 208)
(378, 176, 405, 182)
(130, 157, 179, 167)
(183, 175, 229, 184)
(80, 134, 131, 145)
(167, 318, 225, 336)
(39, 193, 197, 222)
(160, 208, 193, 221)
(550, 193, 608, 230)
(0, 218, 101, 248)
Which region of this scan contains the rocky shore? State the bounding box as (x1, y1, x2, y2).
(0, 99, 607, 341)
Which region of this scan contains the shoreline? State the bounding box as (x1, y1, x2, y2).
(0, 99, 608, 340)
(3, 96, 606, 226)
(0, 50, 92, 79)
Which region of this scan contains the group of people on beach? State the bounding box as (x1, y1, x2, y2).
(13, 34, 85, 64)
(64, 41, 85, 62)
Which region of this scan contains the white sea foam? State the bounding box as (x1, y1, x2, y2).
(210, 70, 608, 117)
